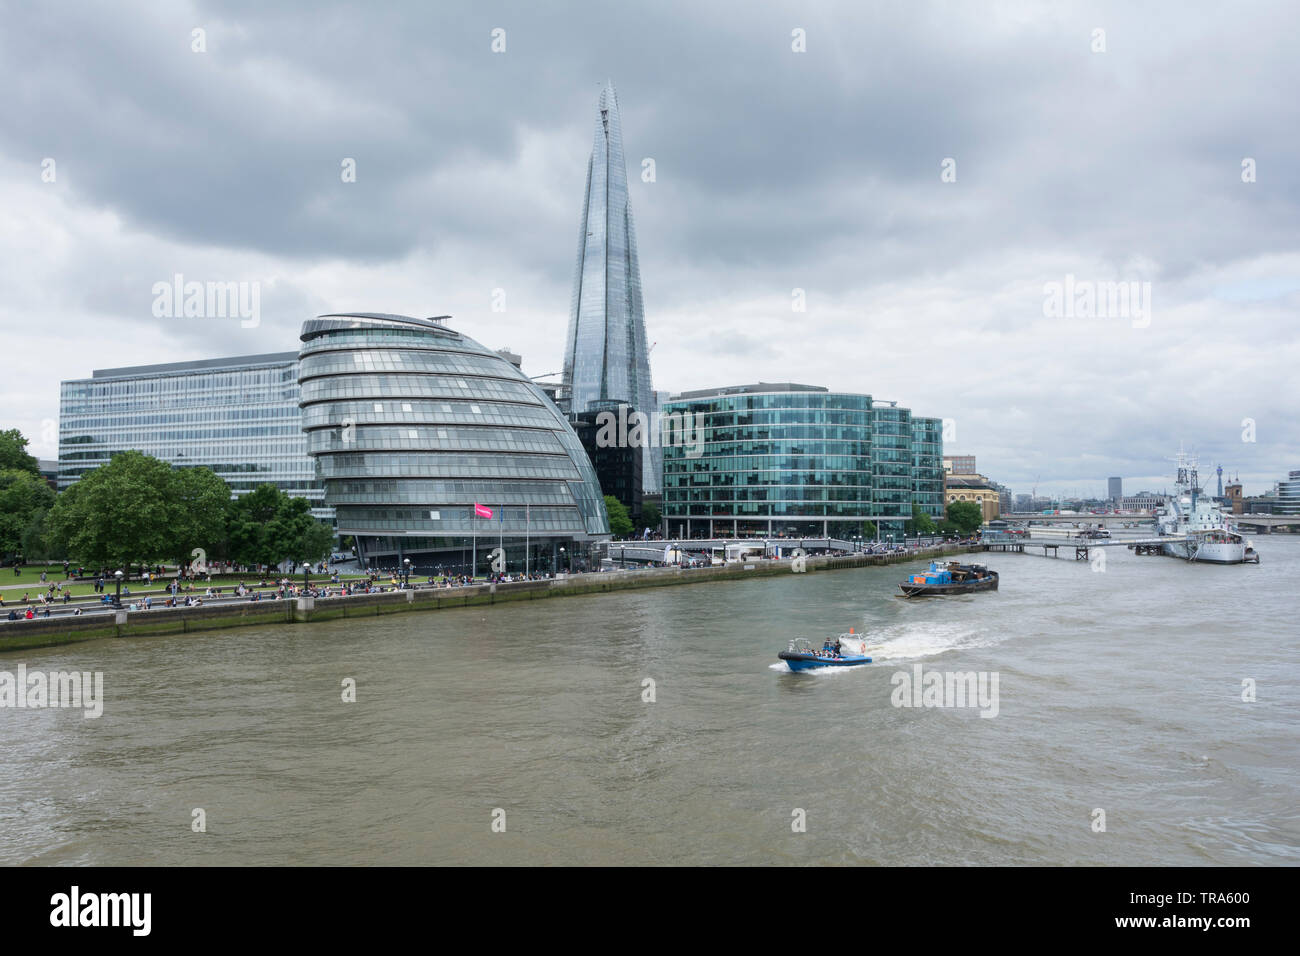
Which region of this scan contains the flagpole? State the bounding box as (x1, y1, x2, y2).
(525, 504, 530, 577)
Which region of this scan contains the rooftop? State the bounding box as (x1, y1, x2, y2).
(672, 382, 830, 400)
(85, 352, 300, 380)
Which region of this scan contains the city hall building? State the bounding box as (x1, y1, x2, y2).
(298, 313, 610, 573)
(660, 383, 944, 540)
(58, 352, 328, 517)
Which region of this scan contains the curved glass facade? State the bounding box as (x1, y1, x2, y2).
(662, 387, 875, 538)
(300, 313, 609, 572)
(662, 385, 944, 539)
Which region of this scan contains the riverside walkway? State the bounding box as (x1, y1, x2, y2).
(1, 542, 977, 653)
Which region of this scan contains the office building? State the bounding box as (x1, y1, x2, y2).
(1119, 493, 1164, 512)
(660, 383, 944, 539)
(911, 417, 945, 519)
(561, 81, 660, 496)
(571, 401, 644, 521)
(58, 353, 327, 516)
(872, 403, 913, 527)
(298, 312, 609, 572)
(944, 474, 1002, 523)
(1278, 470, 1300, 515)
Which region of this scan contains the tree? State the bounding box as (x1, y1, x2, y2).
(45, 453, 233, 570)
(226, 484, 282, 567)
(860, 521, 878, 539)
(227, 484, 334, 569)
(946, 500, 984, 535)
(0, 468, 55, 558)
(641, 502, 661, 530)
(172, 467, 232, 567)
(906, 504, 937, 535)
(0, 429, 40, 477)
(603, 495, 634, 538)
(46, 451, 177, 570)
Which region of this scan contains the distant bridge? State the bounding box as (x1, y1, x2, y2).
(1000, 512, 1296, 533)
(1225, 514, 1299, 532)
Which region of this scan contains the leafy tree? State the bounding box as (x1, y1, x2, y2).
(641, 502, 661, 529)
(45, 453, 233, 570)
(603, 495, 634, 538)
(945, 500, 984, 535)
(46, 451, 177, 570)
(226, 484, 282, 566)
(860, 521, 878, 539)
(0, 429, 40, 477)
(227, 484, 334, 568)
(906, 504, 937, 535)
(22, 509, 59, 561)
(0, 468, 55, 558)
(172, 467, 232, 566)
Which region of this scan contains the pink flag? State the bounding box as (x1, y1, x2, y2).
(473, 503, 493, 519)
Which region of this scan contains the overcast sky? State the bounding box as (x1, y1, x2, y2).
(2, 0, 1297, 498)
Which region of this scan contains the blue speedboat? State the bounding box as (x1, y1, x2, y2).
(778, 636, 872, 671)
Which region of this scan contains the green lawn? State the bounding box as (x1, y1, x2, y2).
(1, 565, 86, 588)
(1, 566, 367, 597)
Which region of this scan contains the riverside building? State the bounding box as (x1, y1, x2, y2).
(298, 313, 609, 573)
(58, 353, 328, 517)
(660, 383, 945, 540)
(561, 81, 661, 497)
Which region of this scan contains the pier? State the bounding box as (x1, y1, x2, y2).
(980, 531, 1190, 560)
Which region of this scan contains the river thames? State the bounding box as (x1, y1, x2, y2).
(2, 538, 1297, 866)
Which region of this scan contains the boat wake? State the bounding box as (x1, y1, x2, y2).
(856, 620, 998, 662)
(768, 661, 862, 677)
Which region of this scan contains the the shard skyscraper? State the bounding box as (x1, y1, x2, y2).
(563, 81, 660, 495)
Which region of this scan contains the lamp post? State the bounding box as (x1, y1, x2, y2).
(113, 569, 124, 608)
(559, 546, 567, 573)
(302, 560, 310, 595)
(403, 557, 411, 589)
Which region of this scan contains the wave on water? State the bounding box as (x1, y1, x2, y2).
(768, 620, 998, 672)
(768, 661, 866, 677)
(855, 620, 999, 662)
